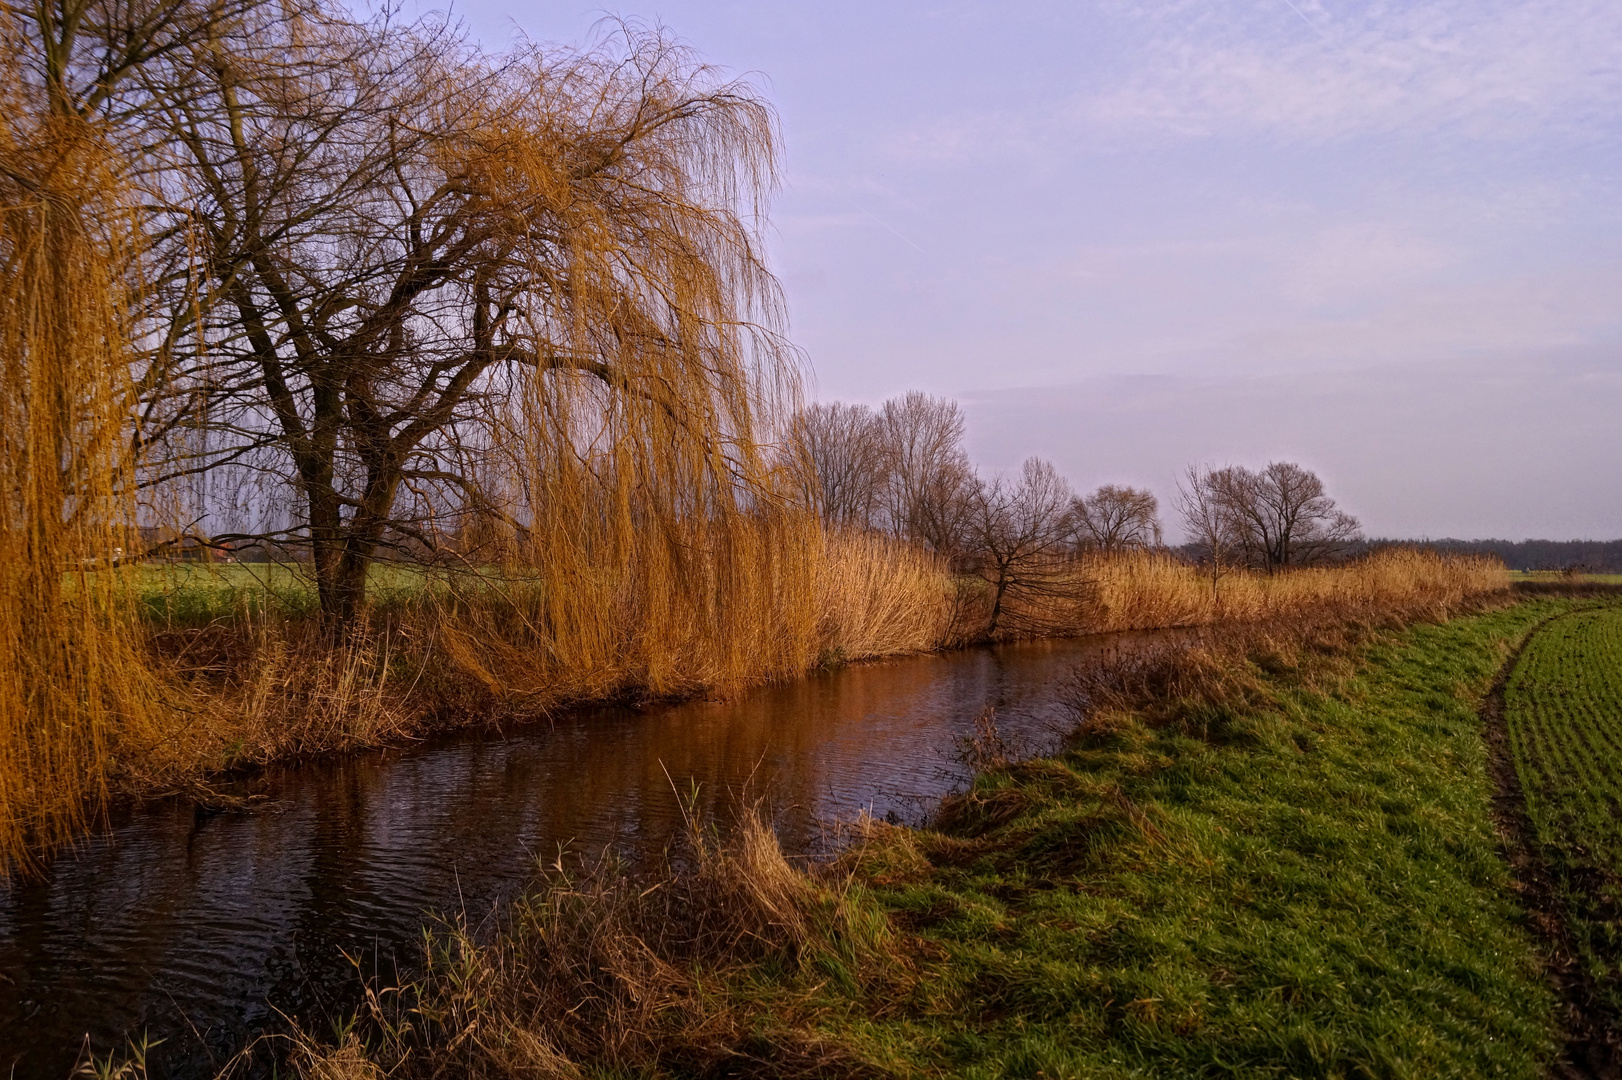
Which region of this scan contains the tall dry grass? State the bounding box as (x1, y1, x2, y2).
(815, 530, 955, 662)
(1076, 547, 1507, 634)
(404, 525, 953, 711)
(430, 512, 822, 705)
(0, 106, 172, 871)
(125, 616, 412, 792)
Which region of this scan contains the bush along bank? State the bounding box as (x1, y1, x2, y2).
(275, 595, 1577, 1079)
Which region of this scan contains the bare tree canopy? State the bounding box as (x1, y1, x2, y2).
(1072, 484, 1162, 552)
(1174, 464, 1237, 594)
(6, 0, 798, 622)
(965, 457, 1076, 635)
(786, 401, 887, 531)
(787, 390, 974, 555)
(1178, 461, 1361, 574)
(874, 391, 974, 558)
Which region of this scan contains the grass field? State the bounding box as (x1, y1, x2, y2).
(1505, 603, 1622, 1033)
(129, 563, 442, 624)
(298, 599, 1577, 1078)
(1508, 571, 1622, 585)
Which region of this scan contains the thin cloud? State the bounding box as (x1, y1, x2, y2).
(1076, 0, 1622, 143)
(884, 0, 1622, 165)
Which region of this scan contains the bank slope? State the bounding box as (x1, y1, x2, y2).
(836, 603, 1569, 1077)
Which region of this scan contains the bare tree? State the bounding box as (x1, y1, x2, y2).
(1072, 484, 1162, 552)
(11, 0, 799, 623)
(1218, 462, 1360, 573)
(1183, 461, 1361, 575)
(785, 401, 887, 530)
(873, 391, 974, 558)
(1174, 464, 1238, 596)
(965, 457, 1078, 636)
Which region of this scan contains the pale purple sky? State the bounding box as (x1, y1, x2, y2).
(438, 0, 1622, 540)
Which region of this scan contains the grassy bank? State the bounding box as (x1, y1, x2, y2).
(1503, 603, 1622, 1057)
(286, 597, 1573, 1078)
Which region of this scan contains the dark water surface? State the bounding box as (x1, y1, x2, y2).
(0, 633, 1152, 1077)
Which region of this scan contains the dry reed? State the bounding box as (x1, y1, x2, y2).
(1070, 546, 1504, 635)
(815, 530, 954, 662)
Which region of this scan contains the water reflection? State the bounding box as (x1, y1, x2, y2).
(0, 632, 1146, 1078)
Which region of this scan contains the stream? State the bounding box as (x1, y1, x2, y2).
(0, 631, 1158, 1078)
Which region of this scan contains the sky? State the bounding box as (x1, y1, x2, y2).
(435, 0, 1622, 541)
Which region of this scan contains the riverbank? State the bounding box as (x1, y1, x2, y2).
(283, 594, 1578, 1078)
(1, 546, 1502, 876)
(129, 545, 1504, 777)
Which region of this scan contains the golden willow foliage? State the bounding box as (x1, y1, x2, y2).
(417, 35, 821, 698)
(0, 105, 161, 872)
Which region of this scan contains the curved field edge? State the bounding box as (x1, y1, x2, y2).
(277, 599, 1574, 1080)
(1503, 603, 1622, 1065)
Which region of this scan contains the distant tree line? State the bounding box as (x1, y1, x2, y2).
(1358, 539, 1622, 573)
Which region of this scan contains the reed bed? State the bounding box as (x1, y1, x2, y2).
(430, 513, 823, 707)
(1076, 546, 1507, 634)
(815, 530, 956, 662)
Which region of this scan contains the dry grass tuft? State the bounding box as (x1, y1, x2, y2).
(124, 616, 413, 790)
(287, 811, 907, 1078)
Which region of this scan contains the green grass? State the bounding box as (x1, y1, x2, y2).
(1505, 602, 1622, 1024)
(1508, 571, 1622, 585)
(126, 562, 462, 624)
(816, 602, 1575, 1077)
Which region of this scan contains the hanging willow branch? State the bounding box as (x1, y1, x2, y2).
(0, 97, 164, 871)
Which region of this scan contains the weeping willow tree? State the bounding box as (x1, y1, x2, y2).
(88, 5, 816, 660)
(0, 98, 163, 870)
(0, 0, 822, 876)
